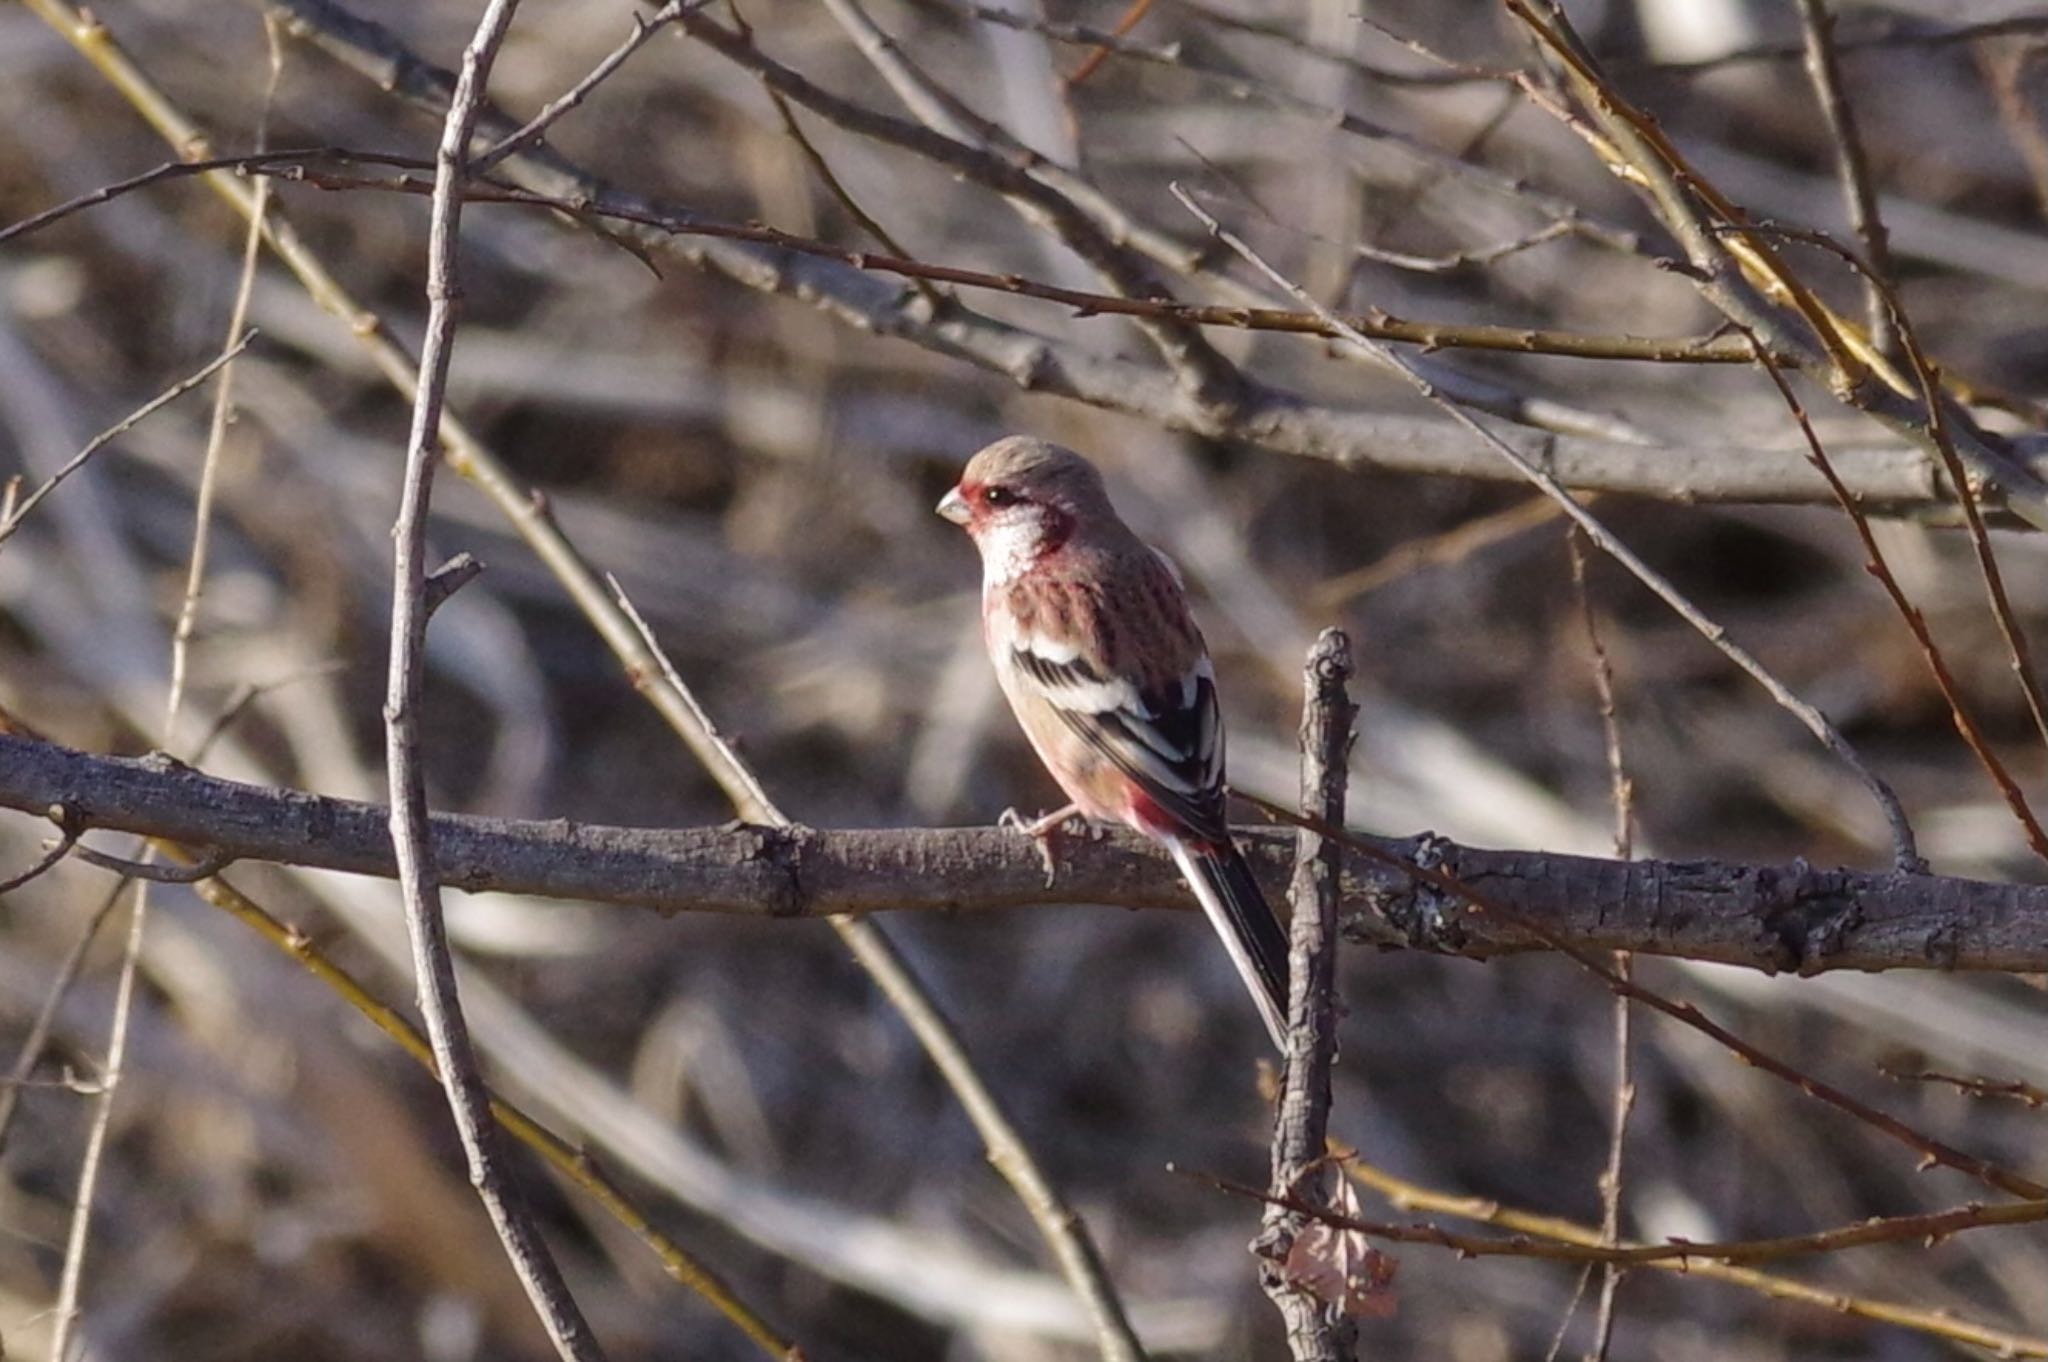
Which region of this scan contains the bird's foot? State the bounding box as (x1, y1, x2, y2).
(1000, 802, 1084, 887)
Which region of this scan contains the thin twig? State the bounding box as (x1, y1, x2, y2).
(166, 19, 277, 734)
(1504, 0, 2048, 531)
(0, 806, 80, 895)
(1743, 330, 2048, 863)
(42, 45, 277, 1332)
(1566, 531, 1634, 1362)
(1883, 1066, 2048, 1110)
(1173, 183, 1922, 872)
(1342, 1160, 2048, 1357)
(1355, 220, 1573, 275)
(712, 0, 1234, 398)
(1794, 0, 1898, 357)
(1223, 1169, 2048, 1265)
(1257, 629, 1360, 1360)
(725, 0, 943, 310)
(47, 857, 149, 1359)
(1064, 0, 1154, 89)
(0, 335, 256, 551)
(189, 660, 349, 765)
(383, 3, 601, 1357)
(472, 0, 693, 172)
(1315, 495, 1569, 608)
(70, 843, 235, 882)
(0, 149, 1771, 366)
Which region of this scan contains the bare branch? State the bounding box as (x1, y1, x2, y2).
(0, 335, 256, 551)
(0, 806, 81, 895)
(1240, 1171, 2048, 1267)
(1346, 1159, 2048, 1357)
(1257, 629, 1361, 1359)
(71, 842, 235, 882)
(471, 0, 695, 172)
(7, 732, 2048, 975)
(1794, 0, 1899, 356)
(382, 3, 601, 1357)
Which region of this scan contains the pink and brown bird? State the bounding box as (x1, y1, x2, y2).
(937, 436, 1291, 1046)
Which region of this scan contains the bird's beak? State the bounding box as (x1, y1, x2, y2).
(936, 486, 971, 525)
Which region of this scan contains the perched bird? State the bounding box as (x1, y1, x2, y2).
(937, 436, 1291, 1046)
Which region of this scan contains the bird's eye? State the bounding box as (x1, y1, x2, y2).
(983, 485, 1024, 508)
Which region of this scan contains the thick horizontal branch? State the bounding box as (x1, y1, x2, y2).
(1, 734, 2037, 975)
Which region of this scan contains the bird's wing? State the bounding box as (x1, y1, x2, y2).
(1004, 561, 1228, 843)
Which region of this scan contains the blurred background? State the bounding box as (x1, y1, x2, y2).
(5, 0, 2048, 1357)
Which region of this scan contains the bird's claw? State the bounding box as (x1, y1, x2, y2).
(1000, 804, 1080, 888)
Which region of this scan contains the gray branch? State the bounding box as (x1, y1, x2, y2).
(2, 733, 2032, 976)
(1258, 629, 1359, 1360)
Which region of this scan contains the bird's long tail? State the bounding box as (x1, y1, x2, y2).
(1167, 837, 1291, 1049)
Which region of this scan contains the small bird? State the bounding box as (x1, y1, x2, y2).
(937, 436, 1291, 1047)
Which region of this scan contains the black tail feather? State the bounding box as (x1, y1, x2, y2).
(1175, 840, 1292, 1046)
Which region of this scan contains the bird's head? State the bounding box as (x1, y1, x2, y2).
(936, 438, 1114, 573)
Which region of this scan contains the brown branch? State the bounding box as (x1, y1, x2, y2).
(1885, 1065, 2048, 1110)
(471, 0, 694, 172)
(0, 152, 1774, 366)
(1344, 1159, 2048, 1358)
(1746, 223, 2048, 804)
(679, 3, 1234, 401)
(1063, 0, 1152, 88)
(10, 731, 2048, 974)
(0, 806, 81, 895)
(1566, 530, 1635, 1362)
(1746, 334, 2048, 864)
(1257, 630, 1360, 1359)
(0, 335, 257, 550)
(1225, 1172, 2048, 1267)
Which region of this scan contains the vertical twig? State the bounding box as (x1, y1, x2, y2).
(166, 23, 277, 725)
(1257, 628, 1358, 1362)
(48, 30, 282, 1357)
(1794, 0, 1898, 357)
(1567, 531, 1635, 1362)
(383, 3, 602, 1358)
